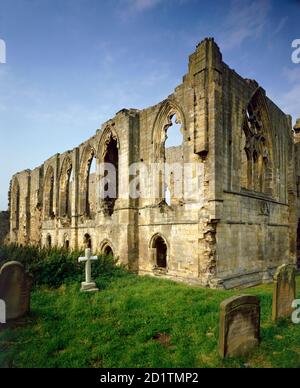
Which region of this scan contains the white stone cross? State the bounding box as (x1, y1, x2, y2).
(78, 248, 99, 292)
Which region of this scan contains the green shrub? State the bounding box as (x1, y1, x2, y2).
(0, 244, 126, 288)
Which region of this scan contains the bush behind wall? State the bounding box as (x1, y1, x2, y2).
(0, 244, 125, 288)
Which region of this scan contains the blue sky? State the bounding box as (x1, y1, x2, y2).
(0, 0, 299, 210)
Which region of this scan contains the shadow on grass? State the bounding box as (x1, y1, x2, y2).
(0, 311, 38, 333)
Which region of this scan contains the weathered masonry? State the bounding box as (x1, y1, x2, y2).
(0, 211, 9, 245)
(7, 38, 300, 289)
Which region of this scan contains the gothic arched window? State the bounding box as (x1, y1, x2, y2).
(59, 156, 72, 219)
(98, 128, 120, 217)
(152, 101, 185, 205)
(240, 89, 273, 197)
(79, 145, 96, 218)
(11, 178, 20, 230)
(44, 166, 55, 220)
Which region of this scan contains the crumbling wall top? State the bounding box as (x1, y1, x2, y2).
(294, 118, 300, 133)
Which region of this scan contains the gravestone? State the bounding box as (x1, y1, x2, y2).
(0, 298, 5, 324)
(78, 249, 99, 292)
(219, 295, 260, 358)
(272, 264, 296, 321)
(0, 261, 33, 320)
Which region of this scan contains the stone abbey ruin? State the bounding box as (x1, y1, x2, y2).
(5, 38, 300, 289)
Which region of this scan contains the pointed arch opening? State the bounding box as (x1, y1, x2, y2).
(240, 88, 274, 197)
(79, 145, 96, 218)
(46, 234, 52, 249)
(88, 157, 97, 217)
(63, 234, 70, 250)
(59, 156, 72, 219)
(64, 239, 70, 250)
(104, 245, 113, 256)
(100, 239, 114, 258)
(152, 101, 185, 161)
(165, 114, 184, 149)
(44, 166, 55, 220)
(150, 234, 168, 270)
(84, 233, 92, 250)
(11, 178, 20, 231)
(152, 101, 185, 206)
(240, 128, 249, 189)
(165, 185, 171, 206)
(99, 129, 119, 217)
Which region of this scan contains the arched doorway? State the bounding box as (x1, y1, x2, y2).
(46, 235, 52, 249)
(100, 241, 114, 257)
(84, 233, 92, 250)
(63, 235, 70, 250)
(104, 245, 113, 257)
(151, 234, 168, 269)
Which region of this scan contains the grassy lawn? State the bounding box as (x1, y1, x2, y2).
(1, 273, 300, 368)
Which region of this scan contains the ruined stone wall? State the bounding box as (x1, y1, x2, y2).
(9, 170, 31, 246)
(293, 120, 300, 269)
(8, 37, 298, 288)
(29, 110, 141, 273)
(214, 60, 295, 288)
(0, 211, 9, 244)
(28, 166, 43, 245)
(137, 95, 206, 283)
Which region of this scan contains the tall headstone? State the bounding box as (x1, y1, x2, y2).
(272, 264, 296, 321)
(219, 295, 260, 358)
(0, 298, 5, 324)
(0, 261, 33, 320)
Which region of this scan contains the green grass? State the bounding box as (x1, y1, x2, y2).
(1, 274, 300, 368)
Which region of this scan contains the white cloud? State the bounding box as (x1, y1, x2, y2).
(117, 0, 194, 23)
(283, 67, 300, 83)
(219, 0, 271, 50)
(279, 84, 300, 124)
(271, 67, 300, 125)
(117, 0, 163, 18)
(273, 16, 288, 36)
(117, 0, 193, 19)
(127, 0, 163, 12)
